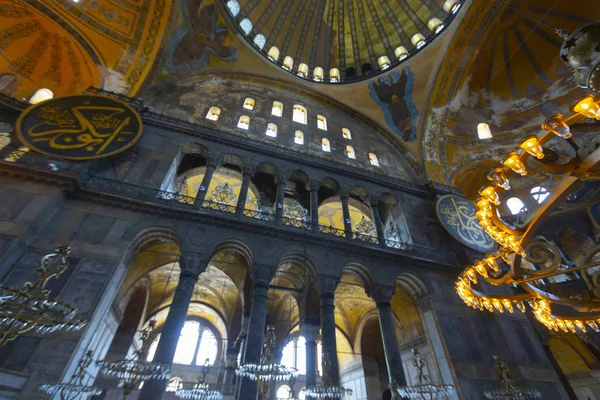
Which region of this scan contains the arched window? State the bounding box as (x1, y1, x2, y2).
(329, 68, 340, 82)
(378, 55, 391, 70)
(346, 145, 355, 159)
(166, 377, 183, 392)
(530, 186, 550, 204)
(283, 56, 294, 71)
(506, 197, 526, 215)
(266, 123, 278, 137)
(227, 0, 240, 16)
(240, 18, 252, 35)
(205, 106, 221, 121)
(293, 105, 307, 124)
(281, 336, 323, 376)
(369, 153, 380, 166)
(4, 146, 29, 163)
(277, 385, 291, 399)
(411, 33, 426, 49)
(28, 88, 53, 104)
(294, 130, 304, 145)
(428, 17, 444, 33)
(238, 115, 250, 130)
(243, 97, 255, 110)
(342, 128, 351, 140)
(267, 46, 280, 62)
(147, 321, 219, 366)
(253, 34, 266, 49)
(395, 46, 408, 60)
(321, 138, 330, 152)
(0, 133, 10, 152)
(272, 101, 283, 117)
(313, 67, 324, 82)
(297, 63, 309, 78)
(317, 115, 327, 131)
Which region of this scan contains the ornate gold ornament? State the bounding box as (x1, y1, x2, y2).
(353, 216, 376, 236)
(40, 351, 102, 399)
(393, 348, 454, 399)
(283, 201, 307, 220)
(210, 183, 237, 205)
(16, 94, 143, 160)
(456, 94, 600, 334)
(0, 246, 86, 346)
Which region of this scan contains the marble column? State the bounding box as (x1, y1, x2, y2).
(309, 181, 320, 230)
(196, 156, 220, 206)
(369, 198, 386, 248)
(339, 190, 352, 240)
(239, 267, 273, 400)
(302, 322, 320, 388)
(274, 174, 288, 224)
(317, 277, 340, 385)
(222, 351, 238, 395)
(236, 166, 255, 216)
(139, 255, 204, 400)
(370, 286, 407, 386)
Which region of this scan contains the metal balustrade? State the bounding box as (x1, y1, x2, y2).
(318, 225, 346, 238)
(202, 200, 237, 214)
(282, 217, 311, 229)
(353, 232, 379, 245)
(243, 208, 274, 222)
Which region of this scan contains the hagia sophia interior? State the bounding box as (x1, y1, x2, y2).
(0, 0, 599, 399)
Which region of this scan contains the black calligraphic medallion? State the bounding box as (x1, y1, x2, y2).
(436, 195, 496, 253)
(16, 94, 143, 160)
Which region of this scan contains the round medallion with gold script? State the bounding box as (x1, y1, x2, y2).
(436, 195, 496, 253)
(16, 94, 142, 161)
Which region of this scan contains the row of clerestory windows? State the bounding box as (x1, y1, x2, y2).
(204, 106, 380, 166)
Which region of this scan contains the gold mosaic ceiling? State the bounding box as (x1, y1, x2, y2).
(220, 0, 463, 83)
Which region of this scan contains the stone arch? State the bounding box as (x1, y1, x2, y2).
(396, 272, 429, 300)
(342, 262, 375, 293)
(183, 143, 209, 157)
(128, 226, 182, 256)
(352, 307, 379, 353)
(221, 153, 244, 169)
(320, 177, 340, 194)
(350, 185, 369, 199)
(379, 192, 399, 206)
(255, 161, 278, 176)
(208, 239, 254, 269)
(278, 251, 318, 280)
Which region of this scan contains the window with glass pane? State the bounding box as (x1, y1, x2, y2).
(173, 321, 200, 365)
(238, 115, 250, 130)
(266, 123, 278, 137)
(272, 101, 283, 117)
(317, 115, 327, 130)
(195, 328, 218, 365)
(293, 105, 307, 124)
(346, 145, 356, 159)
(530, 186, 550, 204)
(342, 128, 351, 140)
(280, 336, 322, 377)
(243, 98, 255, 110)
(147, 320, 219, 366)
(294, 130, 304, 145)
(321, 138, 330, 152)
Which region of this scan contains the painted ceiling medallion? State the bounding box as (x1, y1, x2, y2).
(211, 183, 237, 205)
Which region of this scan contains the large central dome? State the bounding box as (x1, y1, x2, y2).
(220, 0, 463, 83)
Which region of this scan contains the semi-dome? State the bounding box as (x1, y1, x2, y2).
(220, 0, 464, 84)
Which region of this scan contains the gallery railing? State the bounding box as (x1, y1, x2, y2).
(0, 148, 463, 266)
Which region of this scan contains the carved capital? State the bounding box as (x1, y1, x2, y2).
(368, 196, 380, 208)
(179, 253, 206, 278)
(253, 265, 274, 286)
(301, 322, 321, 341)
(369, 285, 396, 306)
(207, 156, 222, 168)
(338, 189, 349, 199)
(242, 165, 256, 177)
(276, 173, 290, 184)
(315, 275, 339, 297)
(308, 180, 321, 192)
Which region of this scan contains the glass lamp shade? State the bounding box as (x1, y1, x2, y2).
(502, 153, 527, 176)
(519, 136, 544, 159)
(479, 186, 501, 205)
(571, 94, 600, 119)
(411, 33, 426, 48)
(541, 114, 571, 139)
(443, 0, 460, 13)
(428, 18, 444, 33)
(487, 168, 510, 190)
(395, 46, 408, 60)
(477, 122, 493, 139)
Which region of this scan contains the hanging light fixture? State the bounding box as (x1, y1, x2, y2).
(176, 359, 223, 400)
(393, 348, 454, 399)
(0, 246, 86, 346)
(484, 356, 542, 400)
(40, 351, 102, 399)
(301, 353, 352, 399)
(97, 321, 171, 398)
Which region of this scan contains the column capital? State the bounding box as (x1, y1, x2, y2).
(368, 196, 380, 208)
(308, 180, 321, 191)
(338, 189, 349, 199)
(315, 276, 339, 297)
(252, 265, 274, 286)
(178, 253, 205, 278)
(369, 285, 396, 306)
(207, 156, 222, 168)
(301, 322, 321, 341)
(242, 165, 256, 177)
(276, 173, 290, 184)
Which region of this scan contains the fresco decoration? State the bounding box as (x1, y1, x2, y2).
(164, 0, 238, 73)
(16, 94, 143, 161)
(436, 195, 496, 253)
(369, 68, 419, 142)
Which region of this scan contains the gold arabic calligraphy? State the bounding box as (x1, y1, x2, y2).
(439, 197, 494, 249)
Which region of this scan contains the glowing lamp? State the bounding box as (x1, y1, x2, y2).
(484, 255, 499, 272)
(477, 122, 493, 139)
(427, 18, 444, 33)
(411, 33, 426, 49)
(542, 114, 571, 139)
(571, 94, 600, 120)
(28, 88, 54, 104)
(502, 152, 527, 176)
(487, 168, 510, 190)
(476, 197, 493, 211)
(505, 235, 525, 256)
(395, 46, 408, 60)
(518, 135, 544, 159)
(443, 0, 460, 13)
(465, 268, 477, 283)
(474, 261, 488, 278)
(479, 186, 500, 205)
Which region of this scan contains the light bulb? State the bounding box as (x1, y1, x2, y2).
(487, 168, 510, 190)
(477, 122, 493, 139)
(519, 135, 544, 159)
(502, 152, 527, 175)
(484, 255, 499, 272)
(542, 114, 571, 139)
(479, 186, 500, 205)
(571, 94, 600, 120)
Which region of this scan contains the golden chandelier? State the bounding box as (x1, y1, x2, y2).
(455, 94, 600, 334)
